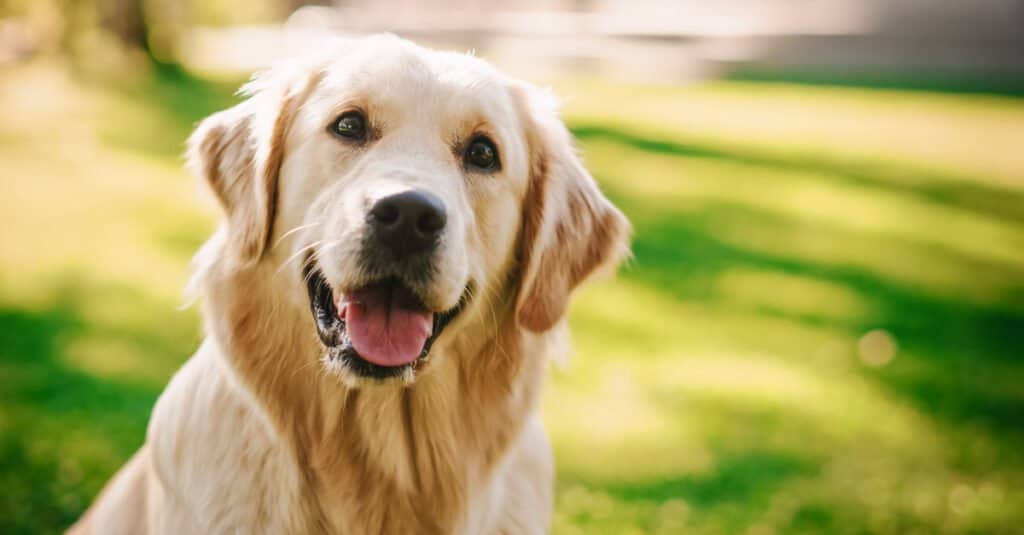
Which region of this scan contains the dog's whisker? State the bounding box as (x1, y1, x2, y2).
(272, 221, 323, 249)
(274, 240, 323, 278)
(317, 238, 346, 256)
(290, 239, 346, 289)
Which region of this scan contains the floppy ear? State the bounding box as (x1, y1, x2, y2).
(186, 75, 304, 266)
(514, 86, 632, 332)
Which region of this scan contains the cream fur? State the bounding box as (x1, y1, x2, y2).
(69, 35, 629, 535)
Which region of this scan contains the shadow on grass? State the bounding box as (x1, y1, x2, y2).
(0, 281, 194, 535)
(604, 450, 813, 506)
(561, 450, 815, 532)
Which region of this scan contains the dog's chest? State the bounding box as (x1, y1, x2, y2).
(149, 349, 321, 534)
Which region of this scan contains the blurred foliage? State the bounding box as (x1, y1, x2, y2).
(0, 0, 288, 66)
(1, 50, 1024, 535)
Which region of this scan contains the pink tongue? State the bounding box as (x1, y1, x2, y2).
(343, 283, 433, 367)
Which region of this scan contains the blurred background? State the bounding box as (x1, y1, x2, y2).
(1, 1, 1023, 533)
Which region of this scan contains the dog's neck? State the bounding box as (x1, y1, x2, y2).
(201, 260, 549, 533)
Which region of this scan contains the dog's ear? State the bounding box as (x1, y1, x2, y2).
(186, 71, 308, 266)
(513, 85, 632, 332)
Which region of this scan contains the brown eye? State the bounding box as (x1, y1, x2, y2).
(465, 136, 499, 171)
(330, 111, 367, 140)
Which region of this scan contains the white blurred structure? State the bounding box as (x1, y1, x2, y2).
(181, 0, 1024, 83)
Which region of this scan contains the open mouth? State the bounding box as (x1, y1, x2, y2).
(303, 257, 468, 379)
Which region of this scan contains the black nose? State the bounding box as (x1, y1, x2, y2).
(367, 190, 447, 257)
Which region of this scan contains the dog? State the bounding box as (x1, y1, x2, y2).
(69, 34, 630, 534)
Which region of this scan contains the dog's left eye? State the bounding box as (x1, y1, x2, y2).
(330, 111, 367, 141)
(464, 136, 499, 171)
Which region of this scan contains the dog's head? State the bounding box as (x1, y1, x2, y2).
(188, 35, 629, 385)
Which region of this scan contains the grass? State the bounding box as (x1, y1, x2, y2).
(1, 58, 1022, 534)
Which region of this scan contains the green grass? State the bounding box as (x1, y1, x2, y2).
(1, 59, 1022, 534)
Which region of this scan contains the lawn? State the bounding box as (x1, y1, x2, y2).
(1, 59, 1022, 534)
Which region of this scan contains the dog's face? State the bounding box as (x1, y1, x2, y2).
(189, 36, 629, 385)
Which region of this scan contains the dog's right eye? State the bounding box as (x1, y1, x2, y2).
(330, 111, 367, 141)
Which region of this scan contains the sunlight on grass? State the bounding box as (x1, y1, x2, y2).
(568, 281, 850, 363)
(713, 268, 876, 322)
(558, 79, 1024, 187)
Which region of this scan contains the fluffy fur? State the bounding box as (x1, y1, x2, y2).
(70, 35, 629, 534)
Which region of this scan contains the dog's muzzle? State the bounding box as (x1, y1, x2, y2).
(303, 189, 468, 380)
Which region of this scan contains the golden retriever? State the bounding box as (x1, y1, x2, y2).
(70, 34, 629, 534)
